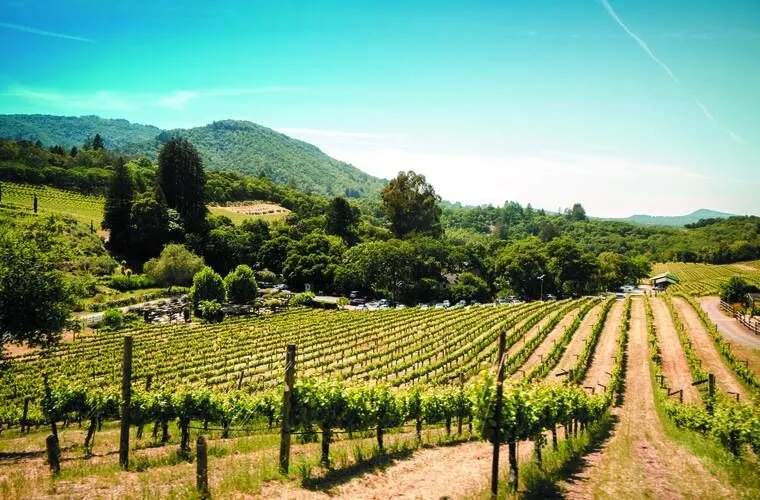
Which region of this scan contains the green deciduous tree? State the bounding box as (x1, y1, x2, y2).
(144, 244, 204, 288)
(283, 233, 345, 290)
(381, 171, 442, 238)
(102, 157, 134, 254)
(190, 267, 226, 310)
(224, 264, 258, 304)
(0, 231, 73, 356)
(450, 272, 490, 303)
(157, 138, 207, 234)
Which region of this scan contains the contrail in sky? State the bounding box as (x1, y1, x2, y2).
(0, 22, 95, 43)
(598, 0, 743, 144)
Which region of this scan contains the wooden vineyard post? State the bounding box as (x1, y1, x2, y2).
(119, 335, 133, 470)
(279, 344, 296, 474)
(196, 436, 209, 499)
(707, 373, 715, 414)
(21, 398, 30, 433)
(46, 434, 60, 475)
(491, 330, 506, 498)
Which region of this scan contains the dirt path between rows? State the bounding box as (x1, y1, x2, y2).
(582, 300, 624, 389)
(672, 297, 747, 400)
(509, 306, 584, 381)
(562, 299, 731, 499)
(549, 302, 604, 380)
(650, 298, 700, 404)
(261, 439, 535, 499)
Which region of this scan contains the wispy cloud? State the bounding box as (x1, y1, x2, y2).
(597, 0, 743, 144)
(156, 86, 307, 110)
(0, 22, 95, 43)
(5, 85, 306, 112)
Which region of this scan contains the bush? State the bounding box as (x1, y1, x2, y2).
(291, 291, 315, 307)
(224, 265, 258, 304)
(190, 267, 225, 311)
(255, 268, 277, 285)
(109, 274, 155, 292)
(199, 300, 224, 322)
(102, 308, 125, 329)
(144, 244, 205, 288)
(81, 255, 118, 276)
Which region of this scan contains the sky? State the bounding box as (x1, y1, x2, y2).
(1, 0, 759, 217)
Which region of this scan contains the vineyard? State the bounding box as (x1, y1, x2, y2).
(652, 261, 760, 296)
(0, 181, 287, 227)
(0, 181, 104, 227)
(1, 294, 758, 499)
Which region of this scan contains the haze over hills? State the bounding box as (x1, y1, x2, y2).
(606, 209, 736, 227)
(0, 114, 386, 198)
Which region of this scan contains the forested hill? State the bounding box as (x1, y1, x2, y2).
(0, 114, 386, 198)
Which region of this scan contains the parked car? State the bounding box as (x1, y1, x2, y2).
(420, 304, 430, 310)
(395, 304, 406, 310)
(349, 290, 361, 299)
(442, 300, 451, 307)
(350, 298, 366, 306)
(434, 303, 445, 310)
(544, 294, 557, 300)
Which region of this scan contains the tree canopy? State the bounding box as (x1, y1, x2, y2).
(381, 171, 442, 238)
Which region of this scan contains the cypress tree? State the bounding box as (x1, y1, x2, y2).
(157, 138, 206, 234)
(103, 157, 134, 254)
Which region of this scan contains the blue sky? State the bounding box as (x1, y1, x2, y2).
(1, 0, 759, 217)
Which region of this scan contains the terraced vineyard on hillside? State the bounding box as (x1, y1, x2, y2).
(0, 295, 757, 499)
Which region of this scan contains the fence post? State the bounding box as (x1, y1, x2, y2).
(491, 330, 506, 498)
(707, 373, 715, 415)
(46, 434, 60, 475)
(119, 335, 133, 469)
(21, 398, 30, 433)
(279, 344, 296, 474)
(196, 435, 209, 499)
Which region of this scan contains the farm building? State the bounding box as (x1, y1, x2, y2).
(650, 272, 680, 289)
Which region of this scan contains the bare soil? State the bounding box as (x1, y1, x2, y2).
(649, 298, 700, 404)
(672, 297, 747, 399)
(562, 299, 731, 500)
(582, 300, 624, 388)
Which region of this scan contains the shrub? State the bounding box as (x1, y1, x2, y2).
(144, 244, 205, 288)
(199, 300, 224, 322)
(102, 308, 125, 329)
(255, 268, 277, 285)
(190, 267, 225, 311)
(109, 274, 155, 292)
(291, 291, 315, 307)
(224, 265, 258, 304)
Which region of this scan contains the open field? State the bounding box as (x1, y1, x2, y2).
(208, 202, 290, 224)
(0, 297, 757, 499)
(652, 261, 760, 296)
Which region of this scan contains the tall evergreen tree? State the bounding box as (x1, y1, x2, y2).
(157, 138, 207, 234)
(92, 133, 105, 150)
(102, 157, 134, 254)
(130, 185, 170, 260)
(326, 196, 359, 244)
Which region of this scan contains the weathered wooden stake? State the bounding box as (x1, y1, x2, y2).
(508, 441, 518, 492)
(46, 434, 60, 475)
(279, 344, 296, 474)
(196, 435, 209, 499)
(119, 335, 133, 469)
(491, 330, 506, 498)
(21, 398, 30, 433)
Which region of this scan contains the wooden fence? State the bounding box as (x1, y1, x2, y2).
(720, 301, 760, 335)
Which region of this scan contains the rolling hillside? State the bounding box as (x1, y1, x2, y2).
(609, 208, 735, 227)
(0, 114, 386, 198)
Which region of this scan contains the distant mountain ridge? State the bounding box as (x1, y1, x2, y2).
(0, 114, 386, 198)
(608, 208, 736, 227)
